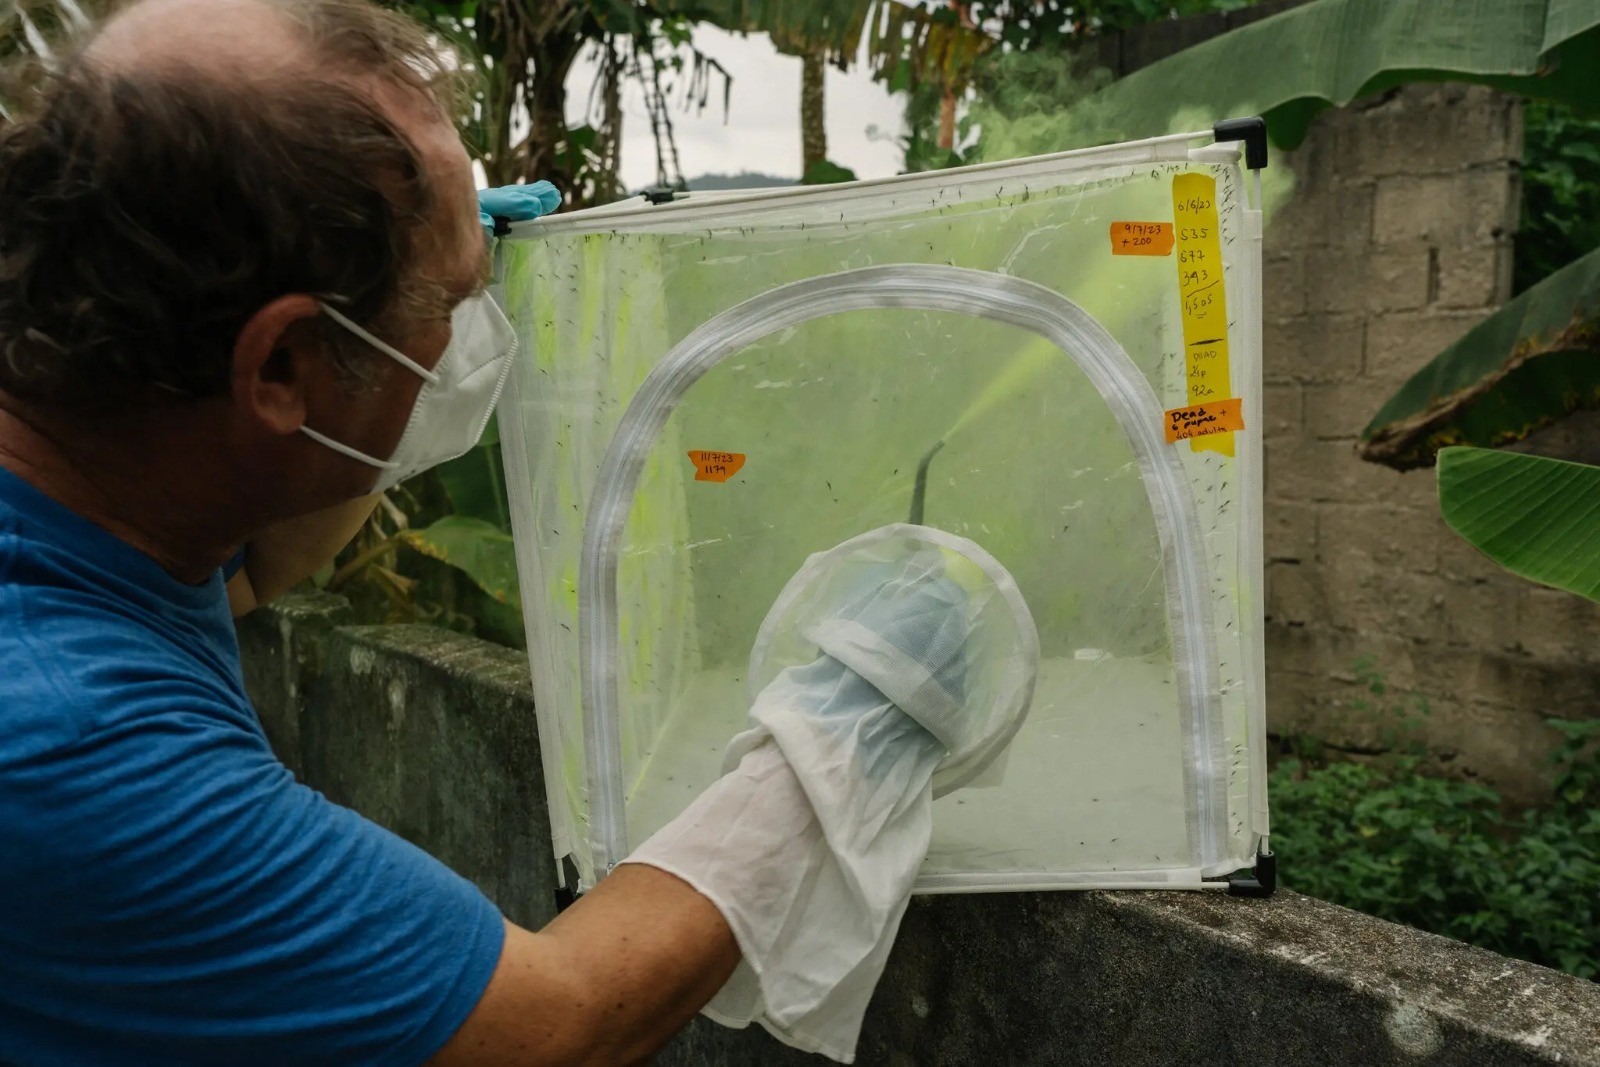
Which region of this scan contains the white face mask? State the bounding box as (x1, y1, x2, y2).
(300, 292, 518, 493)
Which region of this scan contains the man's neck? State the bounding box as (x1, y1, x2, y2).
(0, 399, 243, 585)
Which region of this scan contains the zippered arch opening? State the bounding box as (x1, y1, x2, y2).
(578, 264, 1228, 886)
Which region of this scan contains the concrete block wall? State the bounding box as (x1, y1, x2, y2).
(1090, 0, 1600, 798)
(237, 597, 1600, 1067)
(236, 595, 560, 933)
(1261, 84, 1600, 798)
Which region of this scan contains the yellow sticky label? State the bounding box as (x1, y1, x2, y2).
(1109, 221, 1174, 256)
(1165, 398, 1244, 444)
(687, 450, 745, 483)
(1172, 173, 1234, 456)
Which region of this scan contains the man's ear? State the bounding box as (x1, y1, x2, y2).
(231, 295, 327, 435)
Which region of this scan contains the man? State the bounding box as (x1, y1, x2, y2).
(0, 1, 750, 1063)
(0, 0, 952, 1063)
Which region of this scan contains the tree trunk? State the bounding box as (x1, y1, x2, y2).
(600, 46, 623, 198)
(474, 0, 523, 188)
(801, 48, 827, 174)
(936, 0, 972, 152)
(520, 26, 582, 198)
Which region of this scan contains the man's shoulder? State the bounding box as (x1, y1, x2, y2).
(0, 556, 253, 764)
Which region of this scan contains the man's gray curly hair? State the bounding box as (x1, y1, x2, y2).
(0, 0, 463, 412)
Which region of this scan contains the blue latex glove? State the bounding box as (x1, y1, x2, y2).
(783, 654, 948, 783)
(821, 560, 972, 713)
(477, 180, 561, 234)
(781, 558, 975, 778)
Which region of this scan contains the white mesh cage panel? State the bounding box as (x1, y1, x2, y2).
(497, 131, 1269, 893)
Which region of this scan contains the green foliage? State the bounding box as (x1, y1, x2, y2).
(887, 49, 1100, 171)
(964, 49, 1114, 163)
(1356, 98, 1600, 610)
(1517, 101, 1600, 295)
(326, 418, 526, 649)
(1273, 704, 1600, 980)
(1053, 0, 1600, 152)
(399, 517, 519, 607)
(953, 0, 1257, 51)
(801, 158, 858, 184)
(872, 77, 972, 172)
(892, 1, 1261, 172)
(1351, 654, 1432, 754)
(1436, 447, 1600, 604)
(685, 171, 794, 189)
(433, 418, 512, 530)
(386, 1, 747, 198)
(1360, 247, 1600, 471)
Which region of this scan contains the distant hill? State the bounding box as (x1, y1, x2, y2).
(684, 171, 795, 191)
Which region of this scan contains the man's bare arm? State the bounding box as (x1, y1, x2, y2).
(429, 865, 739, 1067)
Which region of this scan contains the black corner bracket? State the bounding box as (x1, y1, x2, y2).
(1227, 846, 1277, 897)
(643, 186, 679, 205)
(553, 856, 582, 913)
(1213, 116, 1269, 171)
(492, 216, 513, 237)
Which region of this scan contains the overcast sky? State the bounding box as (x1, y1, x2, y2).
(564, 27, 910, 188)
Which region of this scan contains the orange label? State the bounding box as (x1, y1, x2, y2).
(1109, 222, 1174, 256)
(1164, 398, 1245, 444)
(687, 450, 746, 483)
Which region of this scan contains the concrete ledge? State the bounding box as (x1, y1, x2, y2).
(238, 593, 557, 930)
(667, 888, 1600, 1066)
(239, 595, 1600, 1066)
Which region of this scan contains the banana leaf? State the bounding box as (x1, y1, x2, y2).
(1059, 0, 1600, 150)
(1437, 446, 1600, 603)
(1361, 247, 1600, 471)
(432, 416, 513, 529)
(400, 516, 520, 607)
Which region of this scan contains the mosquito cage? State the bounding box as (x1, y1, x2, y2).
(496, 122, 1272, 895)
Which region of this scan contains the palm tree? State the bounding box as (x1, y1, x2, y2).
(800, 46, 827, 176)
(935, 1, 972, 150)
(755, 1, 988, 182)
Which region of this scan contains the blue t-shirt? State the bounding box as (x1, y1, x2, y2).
(0, 466, 503, 1066)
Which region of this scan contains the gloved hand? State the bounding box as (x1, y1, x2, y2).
(477, 180, 561, 234)
(799, 559, 974, 755)
(625, 549, 983, 1063)
(760, 653, 947, 787)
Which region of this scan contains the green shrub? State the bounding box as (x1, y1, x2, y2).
(1271, 717, 1600, 979)
(1516, 100, 1600, 293)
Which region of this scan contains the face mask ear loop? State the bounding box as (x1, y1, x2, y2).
(297, 424, 401, 470)
(319, 303, 442, 384)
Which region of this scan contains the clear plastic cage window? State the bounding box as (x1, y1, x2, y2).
(497, 130, 1269, 894)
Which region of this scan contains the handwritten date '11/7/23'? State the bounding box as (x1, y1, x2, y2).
(688, 450, 747, 483)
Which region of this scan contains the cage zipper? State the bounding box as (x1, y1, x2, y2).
(578, 264, 1228, 878)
